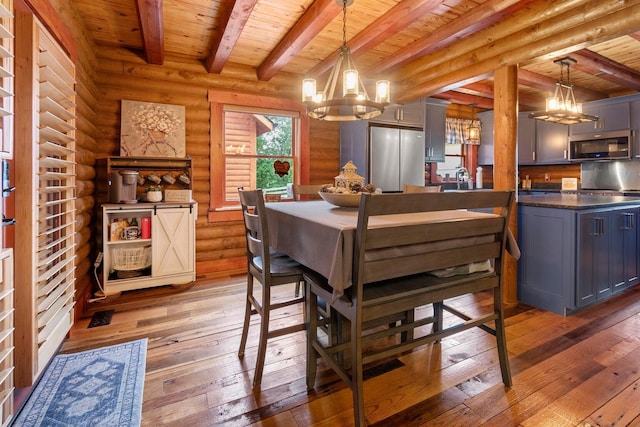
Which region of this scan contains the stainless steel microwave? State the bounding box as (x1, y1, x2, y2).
(568, 130, 632, 161)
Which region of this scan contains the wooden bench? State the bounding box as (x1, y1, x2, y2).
(304, 190, 515, 427)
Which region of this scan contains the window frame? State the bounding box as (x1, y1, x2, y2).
(208, 90, 310, 222)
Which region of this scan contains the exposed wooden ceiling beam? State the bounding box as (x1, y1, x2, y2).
(570, 49, 640, 91)
(432, 92, 494, 110)
(452, 81, 545, 109)
(257, 0, 340, 81)
(396, 0, 640, 104)
(373, 0, 536, 74)
(306, 0, 444, 78)
(135, 0, 164, 65)
(517, 68, 606, 102)
(205, 0, 259, 74)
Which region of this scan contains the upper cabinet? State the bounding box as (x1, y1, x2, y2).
(535, 120, 569, 164)
(479, 110, 569, 165)
(477, 110, 494, 165)
(517, 112, 536, 165)
(372, 100, 424, 128)
(570, 101, 630, 135)
(424, 99, 448, 162)
(631, 98, 640, 158)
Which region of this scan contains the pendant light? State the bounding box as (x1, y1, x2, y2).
(529, 57, 599, 125)
(466, 104, 480, 144)
(301, 0, 390, 121)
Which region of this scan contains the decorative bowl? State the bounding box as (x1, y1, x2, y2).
(318, 192, 363, 208)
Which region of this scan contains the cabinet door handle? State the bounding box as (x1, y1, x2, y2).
(532, 151, 536, 161)
(563, 149, 567, 159)
(594, 217, 605, 236)
(624, 212, 634, 230)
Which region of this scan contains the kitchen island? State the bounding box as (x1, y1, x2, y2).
(518, 193, 640, 315)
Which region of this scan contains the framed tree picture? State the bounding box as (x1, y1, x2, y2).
(120, 100, 186, 157)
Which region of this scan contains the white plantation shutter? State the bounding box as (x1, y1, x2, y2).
(15, 13, 75, 387)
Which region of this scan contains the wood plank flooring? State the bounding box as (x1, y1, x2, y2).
(61, 276, 640, 426)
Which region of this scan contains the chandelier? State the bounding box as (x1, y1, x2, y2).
(529, 57, 598, 125)
(301, 0, 390, 121)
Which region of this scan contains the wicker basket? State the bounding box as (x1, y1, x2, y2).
(112, 246, 151, 271)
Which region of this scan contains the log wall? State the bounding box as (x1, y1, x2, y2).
(94, 46, 339, 278)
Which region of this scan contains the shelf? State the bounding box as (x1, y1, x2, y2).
(106, 238, 152, 245)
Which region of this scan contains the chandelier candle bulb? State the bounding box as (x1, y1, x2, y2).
(302, 79, 316, 102)
(376, 80, 390, 104)
(343, 70, 358, 96)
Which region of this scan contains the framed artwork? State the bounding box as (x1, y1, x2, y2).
(120, 100, 186, 157)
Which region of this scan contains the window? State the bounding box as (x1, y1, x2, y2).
(208, 90, 310, 222)
(223, 109, 296, 202)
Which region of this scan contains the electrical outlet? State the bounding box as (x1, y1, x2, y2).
(94, 252, 103, 267)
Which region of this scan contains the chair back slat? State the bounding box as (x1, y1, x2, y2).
(238, 189, 271, 276)
(353, 191, 514, 289)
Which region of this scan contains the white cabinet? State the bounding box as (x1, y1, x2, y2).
(102, 203, 196, 296)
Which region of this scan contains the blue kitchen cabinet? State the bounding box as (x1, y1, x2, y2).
(570, 101, 630, 135)
(518, 206, 576, 315)
(517, 112, 536, 165)
(477, 110, 494, 165)
(576, 210, 611, 307)
(518, 204, 639, 315)
(424, 99, 448, 162)
(535, 120, 570, 164)
(610, 207, 639, 293)
(631, 98, 640, 158)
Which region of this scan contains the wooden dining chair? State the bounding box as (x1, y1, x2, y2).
(403, 183, 442, 193)
(292, 184, 324, 201)
(304, 191, 515, 427)
(237, 188, 306, 388)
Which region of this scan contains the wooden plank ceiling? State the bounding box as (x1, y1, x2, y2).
(72, 0, 640, 111)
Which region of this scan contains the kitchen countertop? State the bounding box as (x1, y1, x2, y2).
(518, 193, 640, 209)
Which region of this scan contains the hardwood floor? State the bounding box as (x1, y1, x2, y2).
(62, 276, 640, 426)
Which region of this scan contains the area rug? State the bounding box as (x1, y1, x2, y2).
(12, 338, 147, 427)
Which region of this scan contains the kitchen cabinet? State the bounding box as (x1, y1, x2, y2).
(517, 112, 535, 164)
(576, 211, 611, 306)
(102, 203, 196, 296)
(518, 203, 639, 315)
(369, 126, 424, 192)
(631, 98, 640, 157)
(339, 120, 369, 180)
(477, 110, 494, 165)
(577, 207, 639, 306)
(371, 100, 424, 128)
(570, 101, 630, 135)
(424, 99, 448, 162)
(535, 120, 569, 164)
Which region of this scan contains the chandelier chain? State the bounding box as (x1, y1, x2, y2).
(342, 1, 347, 47)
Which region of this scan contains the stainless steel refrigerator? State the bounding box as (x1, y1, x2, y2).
(369, 126, 425, 192)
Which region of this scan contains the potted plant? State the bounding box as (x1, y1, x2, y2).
(145, 185, 163, 202)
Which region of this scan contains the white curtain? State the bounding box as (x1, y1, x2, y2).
(446, 118, 481, 145)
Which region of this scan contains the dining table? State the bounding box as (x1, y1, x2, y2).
(265, 199, 514, 299)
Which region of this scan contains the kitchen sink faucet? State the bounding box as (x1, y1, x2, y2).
(456, 167, 469, 190)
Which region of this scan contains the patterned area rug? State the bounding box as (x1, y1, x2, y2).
(12, 339, 147, 427)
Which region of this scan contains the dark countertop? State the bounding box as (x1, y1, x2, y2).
(518, 193, 640, 209)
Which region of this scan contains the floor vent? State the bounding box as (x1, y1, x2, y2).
(88, 310, 114, 328)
